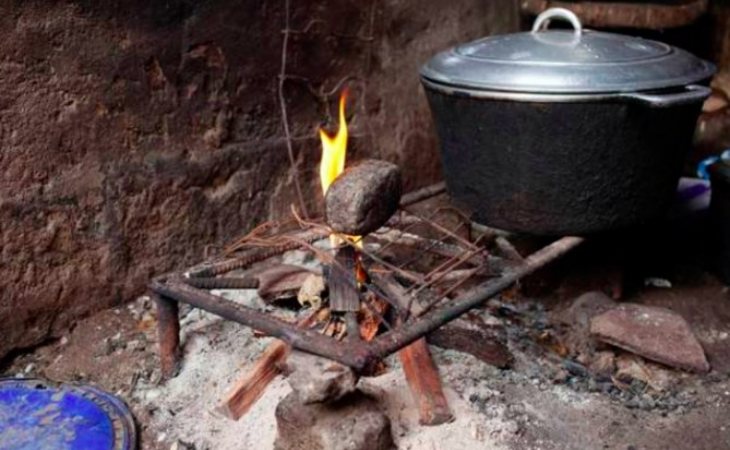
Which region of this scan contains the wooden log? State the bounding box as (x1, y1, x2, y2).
(217, 311, 319, 420)
(217, 340, 289, 420)
(370, 273, 453, 425)
(398, 338, 453, 426)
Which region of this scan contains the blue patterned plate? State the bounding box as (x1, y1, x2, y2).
(0, 378, 136, 450)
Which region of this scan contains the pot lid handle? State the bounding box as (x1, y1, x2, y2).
(531, 7, 583, 37)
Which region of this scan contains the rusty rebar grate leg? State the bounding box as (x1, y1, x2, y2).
(154, 293, 181, 379)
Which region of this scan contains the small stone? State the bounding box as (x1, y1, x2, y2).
(562, 359, 588, 378)
(554, 291, 616, 360)
(297, 274, 326, 309)
(274, 391, 394, 450)
(588, 351, 616, 381)
(127, 339, 146, 352)
(614, 353, 651, 387)
(325, 159, 402, 235)
(283, 351, 358, 404)
(590, 303, 710, 373)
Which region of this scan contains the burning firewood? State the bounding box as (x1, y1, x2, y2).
(370, 272, 453, 425)
(328, 245, 361, 313)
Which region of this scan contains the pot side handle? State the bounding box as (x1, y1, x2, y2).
(619, 85, 711, 108)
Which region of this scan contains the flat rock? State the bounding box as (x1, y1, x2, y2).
(283, 351, 358, 404)
(274, 391, 394, 450)
(325, 159, 402, 235)
(590, 303, 710, 373)
(554, 291, 617, 360)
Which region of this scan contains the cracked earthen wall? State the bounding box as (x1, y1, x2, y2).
(0, 0, 518, 359)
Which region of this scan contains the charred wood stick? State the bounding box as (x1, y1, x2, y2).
(427, 326, 513, 369)
(367, 237, 585, 361)
(370, 228, 486, 266)
(495, 236, 524, 263)
(217, 311, 319, 420)
(328, 246, 360, 312)
(154, 294, 181, 379)
(398, 338, 453, 426)
(470, 222, 509, 240)
(426, 266, 497, 283)
(400, 182, 446, 207)
(149, 279, 375, 370)
(371, 272, 430, 318)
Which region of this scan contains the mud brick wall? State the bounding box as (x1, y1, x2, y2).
(0, 0, 518, 359)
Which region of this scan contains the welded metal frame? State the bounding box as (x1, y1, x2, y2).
(150, 183, 583, 377)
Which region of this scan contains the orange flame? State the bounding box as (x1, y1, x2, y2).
(319, 91, 348, 196)
(320, 90, 365, 288)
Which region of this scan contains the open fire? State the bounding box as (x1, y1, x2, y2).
(149, 88, 584, 431)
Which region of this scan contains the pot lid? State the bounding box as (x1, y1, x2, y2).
(420, 8, 715, 94)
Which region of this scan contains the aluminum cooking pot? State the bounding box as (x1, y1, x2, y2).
(421, 8, 715, 235)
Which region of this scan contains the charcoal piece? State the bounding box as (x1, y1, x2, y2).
(325, 159, 402, 236)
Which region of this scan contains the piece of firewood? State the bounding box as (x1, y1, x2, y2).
(217, 312, 318, 420)
(328, 245, 360, 312)
(217, 341, 289, 420)
(371, 274, 452, 424)
(398, 338, 453, 426)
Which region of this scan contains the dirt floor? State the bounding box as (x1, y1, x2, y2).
(3, 245, 730, 450)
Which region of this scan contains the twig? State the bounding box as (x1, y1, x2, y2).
(279, 0, 309, 219)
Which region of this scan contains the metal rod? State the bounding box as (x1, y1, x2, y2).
(188, 229, 327, 277)
(401, 208, 478, 251)
(370, 227, 485, 266)
(150, 279, 375, 370)
(154, 293, 181, 379)
(366, 236, 584, 360)
(182, 276, 260, 289)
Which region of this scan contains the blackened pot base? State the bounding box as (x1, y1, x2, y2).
(424, 88, 703, 236)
